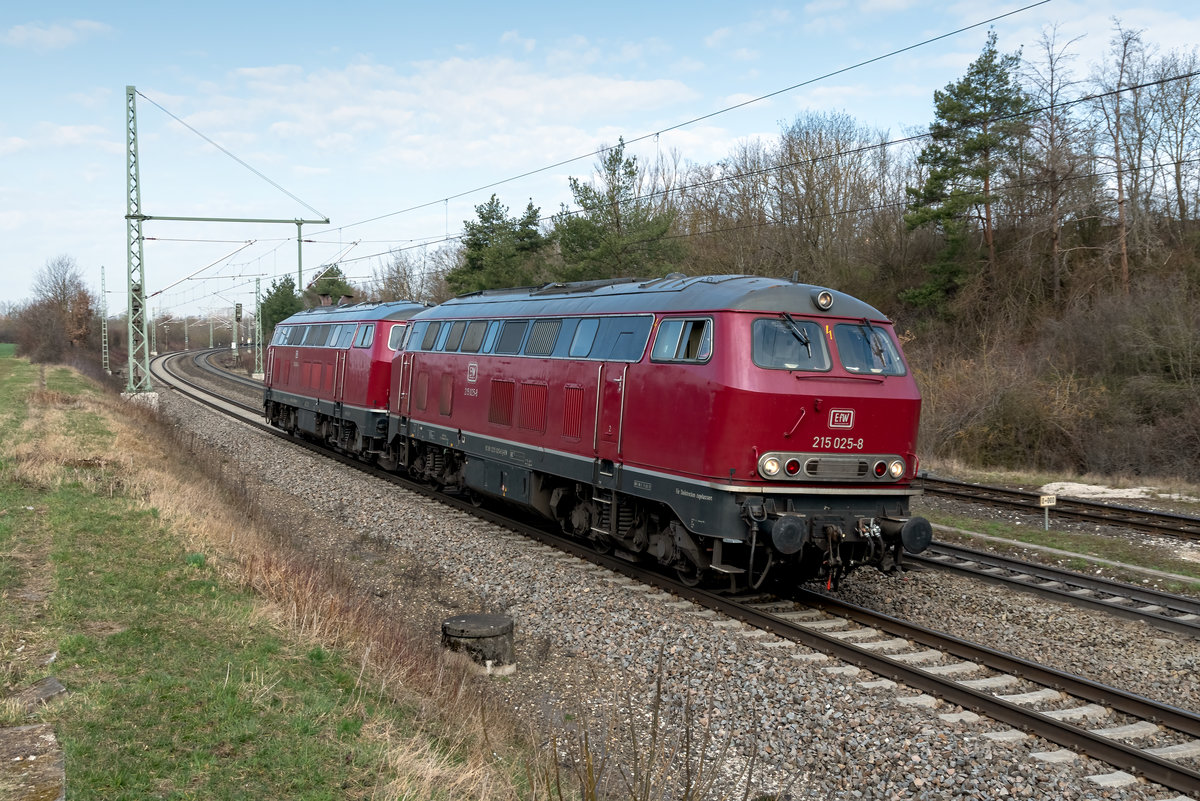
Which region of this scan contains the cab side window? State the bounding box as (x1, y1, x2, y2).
(569, 319, 599, 357)
(443, 320, 468, 352)
(495, 320, 528, 354)
(651, 318, 712, 362)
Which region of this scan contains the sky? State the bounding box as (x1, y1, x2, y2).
(4, 1, 1200, 319)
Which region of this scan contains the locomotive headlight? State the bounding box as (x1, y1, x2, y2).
(811, 289, 835, 311)
(761, 456, 782, 477)
(888, 459, 905, 479)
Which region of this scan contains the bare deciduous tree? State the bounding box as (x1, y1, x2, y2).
(1091, 20, 1147, 294)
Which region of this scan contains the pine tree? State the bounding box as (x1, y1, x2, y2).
(260, 276, 303, 341)
(904, 30, 1031, 311)
(445, 195, 549, 293)
(552, 138, 684, 282)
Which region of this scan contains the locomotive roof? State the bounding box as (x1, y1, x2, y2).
(277, 300, 428, 326)
(424, 274, 890, 321)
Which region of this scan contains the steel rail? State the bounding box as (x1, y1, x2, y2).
(922, 474, 1200, 541)
(753, 589, 1200, 795)
(193, 349, 263, 391)
(910, 542, 1200, 637)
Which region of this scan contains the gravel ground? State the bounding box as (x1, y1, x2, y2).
(160, 366, 1200, 800)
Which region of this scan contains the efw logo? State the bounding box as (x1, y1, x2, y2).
(829, 409, 854, 429)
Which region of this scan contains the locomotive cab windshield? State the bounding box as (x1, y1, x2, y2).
(752, 317, 830, 371)
(833, 323, 906, 375)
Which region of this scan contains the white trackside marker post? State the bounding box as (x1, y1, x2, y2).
(1039, 494, 1057, 531)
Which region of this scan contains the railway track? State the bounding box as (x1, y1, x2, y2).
(714, 586, 1200, 796)
(910, 542, 1200, 637)
(156, 349, 1200, 796)
(192, 349, 263, 392)
(922, 474, 1200, 541)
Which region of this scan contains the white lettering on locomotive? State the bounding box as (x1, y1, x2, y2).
(829, 409, 854, 429)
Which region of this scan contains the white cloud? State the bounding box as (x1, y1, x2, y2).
(68, 87, 112, 110)
(705, 27, 733, 48)
(859, 0, 919, 12)
(0, 136, 28, 156)
(672, 56, 706, 73)
(804, 0, 847, 13)
(141, 56, 702, 186)
(546, 35, 602, 69)
(500, 30, 535, 52)
(293, 164, 333, 177)
(1, 19, 110, 50)
(46, 123, 109, 147)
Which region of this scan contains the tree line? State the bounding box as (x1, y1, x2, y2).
(6, 20, 1198, 477)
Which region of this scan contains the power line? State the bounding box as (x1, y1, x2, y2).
(309, 1, 1053, 237)
(337, 64, 1200, 265)
(146, 4, 1059, 312)
(135, 89, 329, 221)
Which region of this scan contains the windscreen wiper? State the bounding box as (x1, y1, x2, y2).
(780, 312, 812, 358)
(861, 317, 886, 365)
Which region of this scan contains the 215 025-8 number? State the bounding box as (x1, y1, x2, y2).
(812, 436, 864, 450)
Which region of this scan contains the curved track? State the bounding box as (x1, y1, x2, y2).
(153, 352, 1200, 796)
(922, 474, 1200, 541)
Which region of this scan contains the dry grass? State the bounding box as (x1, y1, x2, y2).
(3, 362, 784, 799)
(921, 456, 1200, 510)
(3, 376, 535, 798)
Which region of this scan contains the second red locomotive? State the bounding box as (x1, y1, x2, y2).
(263, 300, 427, 453)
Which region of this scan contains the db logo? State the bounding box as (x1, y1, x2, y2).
(467, 363, 478, 383)
(829, 409, 854, 429)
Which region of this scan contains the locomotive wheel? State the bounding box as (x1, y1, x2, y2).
(674, 554, 704, 587)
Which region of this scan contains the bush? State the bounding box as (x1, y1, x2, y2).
(916, 349, 1103, 471)
(913, 273, 1200, 477)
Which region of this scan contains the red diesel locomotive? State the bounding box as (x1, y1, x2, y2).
(263, 301, 428, 453)
(385, 274, 931, 589)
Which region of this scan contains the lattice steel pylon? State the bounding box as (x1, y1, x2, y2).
(254, 277, 264, 375)
(125, 86, 152, 392)
(100, 265, 111, 374)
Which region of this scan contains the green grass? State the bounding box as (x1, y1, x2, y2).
(48, 490, 394, 798)
(0, 356, 36, 436)
(0, 343, 14, 358)
(1, 355, 414, 799)
(44, 365, 101, 397)
(923, 508, 1200, 593)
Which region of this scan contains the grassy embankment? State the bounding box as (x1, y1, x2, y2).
(0, 351, 537, 799)
(0, 351, 765, 801)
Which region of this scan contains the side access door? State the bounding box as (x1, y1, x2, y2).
(594, 362, 627, 488)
